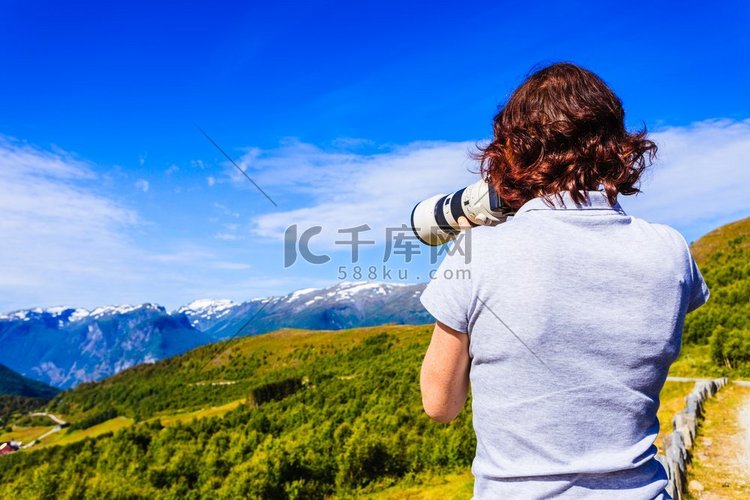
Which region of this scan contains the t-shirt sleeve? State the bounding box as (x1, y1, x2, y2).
(419, 246, 474, 333)
(686, 253, 710, 314)
(672, 228, 710, 314)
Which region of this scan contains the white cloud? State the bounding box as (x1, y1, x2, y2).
(207, 175, 216, 186)
(213, 202, 240, 218)
(165, 164, 179, 175)
(239, 119, 750, 246)
(0, 138, 140, 308)
(3, 118, 747, 311)
(240, 139, 479, 248)
(621, 118, 750, 238)
(214, 233, 241, 241)
(209, 261, 252, 270)
(0, 139, 265, 311)
(134, 179, 150, 192)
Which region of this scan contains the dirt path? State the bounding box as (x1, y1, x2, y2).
(738, 390, 750, 472)
(29, 412, 67, 426)
(687, 382, 750, 499)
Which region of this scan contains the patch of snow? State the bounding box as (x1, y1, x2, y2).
(331, 281, 392, 298)
(45, 306, 69, 315)
(90, 305, 140, 317)
(286, 288, 318, 302)
(0, 310, 30, 321)
(69, 309, 91, 322)
(304, 296, 323, 306)
(89, 303, 160, 318)
(180, 298, 235, 312)
(177, 298, 237, 321)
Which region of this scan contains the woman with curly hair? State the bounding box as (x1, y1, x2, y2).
(419, 62, 709, 499)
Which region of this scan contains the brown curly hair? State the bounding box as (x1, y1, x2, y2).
(471, 62, 657, 209)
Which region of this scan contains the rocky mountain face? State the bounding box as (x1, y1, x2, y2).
(0, 282, 429, 389)
(0, 304, 204, 389)
(190, 282, 430, 339)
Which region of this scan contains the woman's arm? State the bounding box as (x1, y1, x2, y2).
(420, 320, 471, 423)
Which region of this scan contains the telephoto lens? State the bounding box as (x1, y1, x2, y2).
(410, 178, 515, 246)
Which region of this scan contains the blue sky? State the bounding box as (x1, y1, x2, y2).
(1, 1, 749, 311)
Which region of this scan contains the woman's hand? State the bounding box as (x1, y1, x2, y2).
(419, 320, 471, 423)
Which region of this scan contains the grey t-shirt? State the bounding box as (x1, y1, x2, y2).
(419, 190, 710, 499)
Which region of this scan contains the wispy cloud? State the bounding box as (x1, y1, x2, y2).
(213, 202, 240, 218)
(134, 179, 150, 192)
(213, 233, 242, 241)
(235, 119, 750, 246)
(0, 139, 267, 311)
(622, 118, 750, 238)
(236, 139, 479, 248)
(0, 138, 140, 307)
(3, 118, 746, 311)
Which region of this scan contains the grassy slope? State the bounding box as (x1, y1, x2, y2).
(13, 321, 705, 440)
(38, 417, 135, 449)
(689, 217, 750, 266)
(680, 216, 750, 376)
(45, 324, 428, 421)
(2, 402, 245, 449)
(0, 425, 52, 443)
(1, 324, 465, 498)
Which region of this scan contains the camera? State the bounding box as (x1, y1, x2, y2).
(410, 178, 515, 246)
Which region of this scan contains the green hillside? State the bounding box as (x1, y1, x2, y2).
(0, 364, 59, 400)
(678, 217, 750, 376)
(0, 325, 476, 498)
(0, 364, 59, 423)
(690, 217, 750, 266)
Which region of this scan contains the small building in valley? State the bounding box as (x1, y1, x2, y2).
(0, 441, 20, 455)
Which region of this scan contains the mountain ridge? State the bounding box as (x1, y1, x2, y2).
(0, 281, 430, 389)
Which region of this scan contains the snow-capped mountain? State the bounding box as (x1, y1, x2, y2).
(0, 282, 430, 389)
(176, 299, 237, 331)
(196, 282, 430, 340)
(0, 303, 202, 389)
(0, 303, 165, 324)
